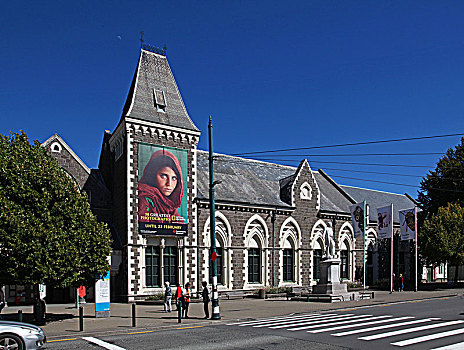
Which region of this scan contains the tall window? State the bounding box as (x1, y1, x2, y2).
(340, 249, 349, 279)
(248, 248, 260, 283)
(163, 246, 178, 285)
(283, 249, 294, 282)
(209, 247, 223, 285)
(313, 249, 322, 280)
(146, 246, 160, 287)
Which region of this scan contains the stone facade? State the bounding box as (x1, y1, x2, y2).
(42, 46, 418, 302)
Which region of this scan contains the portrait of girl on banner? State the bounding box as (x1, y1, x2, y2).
(138, 145, 188, 236)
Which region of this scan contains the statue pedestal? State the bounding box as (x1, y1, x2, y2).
(311, 258, 358, 302)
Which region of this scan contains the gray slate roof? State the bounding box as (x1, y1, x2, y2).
(121, 48, 199, 132)
(197, 151, 294, 208)
(341, 185, 416, 224)
(196, 151, 416, 218)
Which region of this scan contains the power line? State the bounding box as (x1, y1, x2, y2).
(231, 132, 464, 156)
(251, 152, 444, 158)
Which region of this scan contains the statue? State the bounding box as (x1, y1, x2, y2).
(323, 221, 336, 259)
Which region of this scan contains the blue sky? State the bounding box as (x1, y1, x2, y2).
(2, 1, 464, 197)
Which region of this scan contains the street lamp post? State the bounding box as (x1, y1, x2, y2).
(209, 116, 221, 320)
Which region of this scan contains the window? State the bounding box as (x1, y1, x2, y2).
(51, 142, 62, 153)
(340, 250, 348, 279)
(248, 248, 260, 283)
(163, 246, 178, 285)
(283, 249, 294, 282)
(154, 89, 167, 113)
(313, 249, 322, 281)
(300, 182, 312, 200)
(145, 246, 160, 287)
(209, 248, 223, 285)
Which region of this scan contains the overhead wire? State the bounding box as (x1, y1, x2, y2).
(231, 132, 464, 156)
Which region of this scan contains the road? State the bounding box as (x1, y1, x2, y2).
(44, 295, 464, 349)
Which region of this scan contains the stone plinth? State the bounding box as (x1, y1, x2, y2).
(312, 258, 353, 300)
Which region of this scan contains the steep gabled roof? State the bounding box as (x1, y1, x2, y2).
(196, 151, 295, 208)
(42, 134, 90, 175)
(121, 47, 199, 132)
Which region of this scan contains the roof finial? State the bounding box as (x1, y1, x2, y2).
(140, 31, 144, 47)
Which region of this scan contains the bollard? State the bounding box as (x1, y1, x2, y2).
(18, 310, 23, 323)
(79, 306, 84, 331)
(131, 303, 136, 327)
(177, 299, 182, 324)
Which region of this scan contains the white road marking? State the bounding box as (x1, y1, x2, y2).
(332, 318, 437, 336)
(252, 314, 346, 328)
(82, 337, 127, 350)
(430, 341, 464, 350)
(359, 320, 464, 340)
(309, 316, 410, 333)
(391, 327, 464, 347)
(287, 314, 375, 331)
(228, 313, 333, 326)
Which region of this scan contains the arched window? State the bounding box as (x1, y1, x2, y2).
(340, 240, 349, 280)
(248, 237, 261, 283)
(283, 238, 294, 282)
(313, 239, 323, 281)
(209, 237, 223, 285)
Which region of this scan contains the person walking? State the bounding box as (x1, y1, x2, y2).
(398, 273, 404, 292)
(175, 284, 183, 313)
(182, 282, 191, 319)
(164, 281, 172, 313)
(201, 281, 210, 319)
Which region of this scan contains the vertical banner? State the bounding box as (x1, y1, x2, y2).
(95, 271, 110, 318)
(138, 144, 188, 236)
(350, 202, 366, 238)
(399, 208, 416, 241)
(377, 205, 393, 239)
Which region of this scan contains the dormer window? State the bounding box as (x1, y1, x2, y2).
(300, 182, 312, 200)
(154, 89, 166, 113)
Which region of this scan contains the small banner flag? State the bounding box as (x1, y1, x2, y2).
(350, 201, 366, 238)
(377, 205, 393, 239)
(399, 208, 416, 240)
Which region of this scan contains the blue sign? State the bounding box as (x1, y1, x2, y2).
(95, 271, 110, 317)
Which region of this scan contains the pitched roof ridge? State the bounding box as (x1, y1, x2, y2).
(317, 169, 356, 204)
(42, 134, 90, 174)
(197, 149, 297, 170)
(341, 183, 411, 197)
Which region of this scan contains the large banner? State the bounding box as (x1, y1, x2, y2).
(399, 208, 416, 241)
(350, 201, 366, 238)
(377, 205, 393, 239)
(138, 144, 188, 236)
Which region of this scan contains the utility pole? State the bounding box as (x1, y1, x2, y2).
(209, 116, 221, 320)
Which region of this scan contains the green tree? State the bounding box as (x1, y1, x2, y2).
(0, 131, 111, 289)
(418, 137, 464, 216)
(420, 203, 464, 282)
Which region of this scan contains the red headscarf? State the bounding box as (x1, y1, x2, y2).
(138, 149, 184, 218)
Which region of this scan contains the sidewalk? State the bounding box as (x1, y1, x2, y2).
(1, 288, 462, 340)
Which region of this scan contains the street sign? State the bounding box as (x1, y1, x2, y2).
(211, 251, 217, 262)
(78, 286, 86, 298)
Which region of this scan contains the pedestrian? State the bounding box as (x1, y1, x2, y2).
(392, 273, 396, 292)
(399, 273, 404, 292)
(176, 284, 183, 312)
(0, 286, 6, 319)
(202, 281, 210, 319)
(164, 281, 172, 313)
(182, 282, 191, 318)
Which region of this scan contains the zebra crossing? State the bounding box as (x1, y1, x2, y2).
(227, 312, 464, 348)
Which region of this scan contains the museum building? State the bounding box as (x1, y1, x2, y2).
(40, 44, 416, 303)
